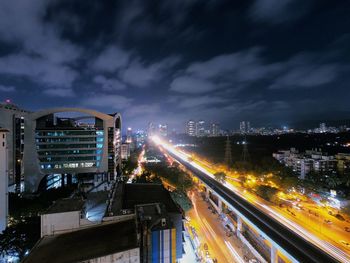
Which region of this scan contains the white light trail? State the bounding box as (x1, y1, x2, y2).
(151, 136, 350, 262)
(225, 241, 245, 263)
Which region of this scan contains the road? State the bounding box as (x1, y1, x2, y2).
(197, 158, 350, 261)
(152, 136, 342, 262)
(187, 190, 250, 263)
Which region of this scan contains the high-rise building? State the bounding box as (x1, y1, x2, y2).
(23, 108, 122, 193)
(196, 120, 205, 137)
(0, 128, 9, 232)
(126, 127, 132, 143)
(240, 121, 250, 134)
(0, 102, 29, 191)
(320, 123, 327, 133)
(147, 122, 156, 137)
(121, 143, 130, 160)
(210, 123, 219, 137)
(135, 130, 146, 148)
(158, 124, 168, 137)
(186, 120, 196, 136)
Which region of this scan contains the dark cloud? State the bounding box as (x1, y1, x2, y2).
(92, 46, 130, 72)
(0, 85, 16, 92)
(0, 0, 349, 130)
(93, 75, 126, 91)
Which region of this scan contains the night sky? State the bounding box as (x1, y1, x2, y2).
(0, 0, 349, 130)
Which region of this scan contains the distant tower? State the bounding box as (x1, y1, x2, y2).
(224, 136, 233, 169)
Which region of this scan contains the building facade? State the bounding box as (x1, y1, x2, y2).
(273, 148, 337, 179)
(23, 108, 122, 193)
(240, 121, 250, 134)
(0, 102, 29, 190)
(121, 143, 131, 160)
(196, 120, 205, 137)
(0, 128, 9, 232)
(186, 120, 196, 136)
(210, 123, 220, 137)
(158, 124, 168, 137)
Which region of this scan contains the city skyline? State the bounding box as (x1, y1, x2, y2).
(0, 1, 349, 129)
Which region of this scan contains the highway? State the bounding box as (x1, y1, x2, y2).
(152, 136, 340, 263)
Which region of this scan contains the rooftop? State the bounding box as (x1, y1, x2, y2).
(23, 219, 138, 263)
(44, 198, 85, 214)
(122, 183, 181, 214)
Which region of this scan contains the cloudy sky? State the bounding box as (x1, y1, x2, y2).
(0, 0, 349, 131)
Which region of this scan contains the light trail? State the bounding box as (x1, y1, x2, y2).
(225, 241, 245, 263)
(152, 136, 350, 262)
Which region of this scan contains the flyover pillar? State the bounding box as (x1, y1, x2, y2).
(237, 216, 243, 239)
(271, 245, 278, 263)
(218, 199, 223, 213)
(206, 187, 210, 200)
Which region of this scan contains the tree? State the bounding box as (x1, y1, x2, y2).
(341, 203, 350, 216)
(170, 190, 192, 212)
(214, 172, 226, 183)
(326, 176, 342, 189)
(280, 176, 298, 190)
(0, 217, 40, 259)
(254, 185, 279, 203)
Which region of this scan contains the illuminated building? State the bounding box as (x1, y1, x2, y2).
(186, 120, 196, 136)
(121, 143, 130, 160)
(0, 128, 9, 232)
(126, 127, 132, 143)
(147, 122, 156, 137)
(196, 120, 205, 137)
(210, 122, 220, 136)
(0, 101, 29, 191)
(158, 124, 168, 137)
(239, 121, 250, 134)
(273, 148, 337, 179)
(135, 130, 146, 148)
(335, 153, 350, 175)
(23, 108, 122, 193)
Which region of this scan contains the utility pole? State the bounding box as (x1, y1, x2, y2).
(241, 135, 250, 163)
(224, 135, 233, 169)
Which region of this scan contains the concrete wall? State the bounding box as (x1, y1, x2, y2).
(0, 131, 8, 232)
(41, 211, 81, 237)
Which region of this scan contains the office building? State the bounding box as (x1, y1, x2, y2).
(0, 102, 29, 190)
(23, 108, 122, 193)
(240, 121, 250, 134)
(196, 120, 205, 137)
(121, 143, 131, 160)
(126, 127, 133, 143)
(186, 120, 196, 136)
(135, 130, 146, 148)
(210, 123, 220, 137)
(158, 124, 168, 137)
(0, 128, 9, 232)
(147, 122, 156, 137)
